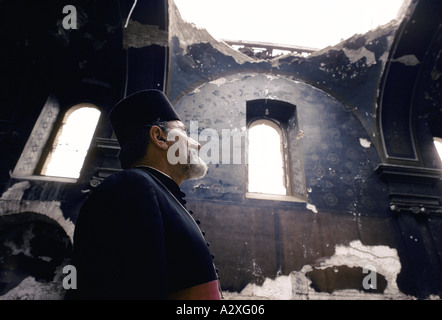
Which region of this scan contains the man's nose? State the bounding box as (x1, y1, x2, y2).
(188, 137, 201, 151)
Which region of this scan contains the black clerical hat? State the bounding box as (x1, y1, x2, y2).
(109, 89, 182, 147)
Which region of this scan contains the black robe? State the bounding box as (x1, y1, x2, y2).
(65, 167, 218, 300)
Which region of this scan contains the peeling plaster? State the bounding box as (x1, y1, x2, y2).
(3, 224, 34, 258)
(343, 47, 376, 67)
(0, 262, 68, 300)
(310, 19, 399, 71)
(306, 203, 318, 213)
(236, 275, 293, 300)
(123, 20, 168, 49)
(224, 240, 414, 300)
(168, 0, 252, 64)
(0, 182, 75, 242)
(311, 20, 398, 58)
(392, 55, 420, 66)
(359, 138, 372, 148)
(0, 181, 30, 200)
(317, 240, 402, 295)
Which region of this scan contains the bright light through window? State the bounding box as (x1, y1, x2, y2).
(41, 105, 101, 179)
(248, 120, 286, 195)
(434, 138, 442, 163)
(174, 0, 405, 49)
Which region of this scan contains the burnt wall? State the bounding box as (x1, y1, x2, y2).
(173, 72, 394, 293)
(169, 0, 442, 298)
(175, 74, 386, 214)
(0, 0, 441, 299)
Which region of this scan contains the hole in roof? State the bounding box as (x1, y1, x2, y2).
(174, 0, 406, 50)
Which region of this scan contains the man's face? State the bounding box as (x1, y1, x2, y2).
(166, 121, 208, 180)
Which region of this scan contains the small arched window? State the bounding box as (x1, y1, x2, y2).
(246, 99, 305, 202)
(247, 119, 286, 195)
(40, 104, 101, 179)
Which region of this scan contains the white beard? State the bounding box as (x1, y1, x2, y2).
(183, 148, 208, 180)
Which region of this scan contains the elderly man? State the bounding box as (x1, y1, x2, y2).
(66, 90, 220, 300)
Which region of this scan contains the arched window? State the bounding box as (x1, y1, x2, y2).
(246, 99, 306, 202)
(247, 119, 287, 195)
(40, 104, 101, 179)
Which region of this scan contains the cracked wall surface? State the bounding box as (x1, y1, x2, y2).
(223, 241, 421, 300)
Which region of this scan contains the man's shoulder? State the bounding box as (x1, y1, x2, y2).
(98, 168, 155, 189)
(85, 169, 160, 204)
(76, 170, 164, 224)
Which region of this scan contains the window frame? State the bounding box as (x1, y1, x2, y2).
(37, 104, 101, 180)
(12, 97, 101, 183)
(245, 99, 305, 203)
(246, 118, 292, 197)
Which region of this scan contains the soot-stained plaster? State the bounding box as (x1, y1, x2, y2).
(176, 73, 387, 217)
(169, 0, 442, 298)
(224, 240, 411, 300)
(174, 73, 399, 294)
(168, 0, 402, 144)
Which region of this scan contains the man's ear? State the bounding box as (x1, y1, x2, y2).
(149, 126, 168, 150)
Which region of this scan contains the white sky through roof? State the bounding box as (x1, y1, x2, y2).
(173, 0, 405, 49)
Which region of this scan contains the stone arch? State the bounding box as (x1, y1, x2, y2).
(374, 0, 442, 215)
(0, 181, 75, 241)
(376, 0, 442, 165)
